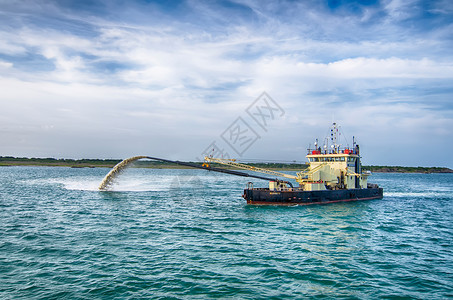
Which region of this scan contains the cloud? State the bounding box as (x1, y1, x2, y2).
(0, 0, 452, 166)
(255, 56, 453, 80)
(0, 60, 13, 69)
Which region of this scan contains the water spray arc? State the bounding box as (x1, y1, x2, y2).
(98, 156, 148, 190)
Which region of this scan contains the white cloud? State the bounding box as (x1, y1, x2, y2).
(0, 60, 13, 69)
(383, 0, 420, 22)
(300, 57, 453, 79)
(428, 0, 453, 14)
(0, 0, 452, 166)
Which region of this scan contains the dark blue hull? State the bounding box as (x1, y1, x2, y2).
(243, 187, 383, 205)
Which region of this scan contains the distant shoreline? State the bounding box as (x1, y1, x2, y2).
(0, 156, 452, 173)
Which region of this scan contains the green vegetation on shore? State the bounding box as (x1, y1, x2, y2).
(0, 156, 451, 173)
(363, 165, 453, 173)
(0, 156, 307, 170)
(0, 156, 121, 168)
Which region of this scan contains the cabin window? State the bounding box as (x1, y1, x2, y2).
(335, 157, 340, 161)
(340, 157, 345, 161)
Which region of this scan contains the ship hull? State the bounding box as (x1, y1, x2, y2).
(243, 187, 383, 205)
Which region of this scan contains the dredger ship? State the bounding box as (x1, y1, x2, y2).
(99, 123, 383, 205)
(206, 123, 383, 205)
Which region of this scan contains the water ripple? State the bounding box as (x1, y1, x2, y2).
(0, 168, 452, 299)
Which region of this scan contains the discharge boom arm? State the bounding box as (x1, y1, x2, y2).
(99, 155, 295, 191)
(146, 156, 294, 187)
(204, 156, 299, 181)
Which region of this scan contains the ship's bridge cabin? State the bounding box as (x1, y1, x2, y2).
(306, 147, 359, 174)
(305, 145, 368, 190)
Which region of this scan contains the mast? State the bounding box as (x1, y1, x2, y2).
(330, 122, 340, 153)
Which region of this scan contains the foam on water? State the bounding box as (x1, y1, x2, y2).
(26, 176, 183, 192)
(53, 178, 101, 191)
(22, 177, 107, 192)
(385, 191, 451, 198)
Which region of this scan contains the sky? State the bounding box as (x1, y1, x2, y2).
(0, 0, 452, 167)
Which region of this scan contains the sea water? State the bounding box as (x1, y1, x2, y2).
(0, 167, 452, 299)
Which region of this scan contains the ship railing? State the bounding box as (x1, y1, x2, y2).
(307, 148, 358, 155)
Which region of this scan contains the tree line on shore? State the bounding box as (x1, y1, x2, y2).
(0, 156, 451, 173)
